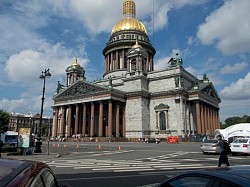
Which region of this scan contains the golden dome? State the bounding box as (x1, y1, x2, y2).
(111, 17, 148, 35)
(132, 40, 142, 49)
(71, 57, 80, 67)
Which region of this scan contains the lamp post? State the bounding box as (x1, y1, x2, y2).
(34, 68, 51, 153)
(47, 117, 52, 155)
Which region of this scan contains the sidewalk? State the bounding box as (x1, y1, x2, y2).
(1, 152, 59, 162)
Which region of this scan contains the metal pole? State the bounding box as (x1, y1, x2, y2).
(34, 69, 48, 153)
(48, 118, 50, 155)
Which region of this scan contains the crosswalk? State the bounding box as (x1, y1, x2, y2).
(44, 151, 250, 173)
(45, 158, 211, 172)
(135, 151, 190, 161)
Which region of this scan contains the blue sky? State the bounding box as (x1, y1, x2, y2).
(0, 0, 249, 122)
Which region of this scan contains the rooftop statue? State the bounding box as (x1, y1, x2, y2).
(203, 73, 209, 82)
(168, 53, 183, 68)
(108, 76, 113, 88)
(56, 81, 65, 94)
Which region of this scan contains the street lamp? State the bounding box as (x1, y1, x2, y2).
(34, 68, 51, 153)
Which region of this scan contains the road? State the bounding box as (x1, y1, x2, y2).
(6, 141, 250, 186)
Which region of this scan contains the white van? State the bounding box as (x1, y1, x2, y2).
(0, 131, 18, 145)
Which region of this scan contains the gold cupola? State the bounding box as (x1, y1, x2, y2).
(71, 57, 80, 67)
(111, 0, 148, 35)
(132, 39, 142, 49)
(66, 57, 86, 86)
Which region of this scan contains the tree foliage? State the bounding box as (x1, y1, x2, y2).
(222, 115, 250, 129)
(0, 109, 10, 133)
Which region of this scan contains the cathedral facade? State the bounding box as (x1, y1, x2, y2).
(52, 0, 221, 141)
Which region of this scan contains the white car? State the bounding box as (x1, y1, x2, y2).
(230, 138, 250, 155)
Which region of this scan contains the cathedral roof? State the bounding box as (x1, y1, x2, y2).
(53, 80, 125, 101)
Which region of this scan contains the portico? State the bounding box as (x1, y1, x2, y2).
(52, 81, 126, 138)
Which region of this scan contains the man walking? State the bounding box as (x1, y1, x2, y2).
(0, 139, 3, 158)
(216, 135, 230, 167)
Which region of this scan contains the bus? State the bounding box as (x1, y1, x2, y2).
(0, 131, 18, 145)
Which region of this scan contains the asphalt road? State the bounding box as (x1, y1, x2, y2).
(5, 141, 250, 187)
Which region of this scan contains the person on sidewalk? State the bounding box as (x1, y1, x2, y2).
(0, 139, 3, 158)
(216, 135, 230, 167)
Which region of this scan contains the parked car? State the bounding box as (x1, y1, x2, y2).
(200, 139, 219, 154)
(0, 159, 59, 187)
(157, 166, 250, 187)
(230, 138, 250, 155)
(145, 138, 160, 144)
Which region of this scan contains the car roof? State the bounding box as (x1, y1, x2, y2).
(202, 166, 250, 179)
(161, 166, 250, 187)
(0, 159, 51, 187)
(0, 159, 26, 181)
(180, 166, 250, 184)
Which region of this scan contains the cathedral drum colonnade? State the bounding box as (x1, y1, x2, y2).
(52, 0, 221, 141)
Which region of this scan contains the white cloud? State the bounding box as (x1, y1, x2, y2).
(5, 43, 89, 83)
(68, 0, 121, 34)
(220, 62, 248, 74)
(220, 98, 250, 122)
(187, 36, 199, 46)
(197, 0, 250, 55)
(154, 56, 171, 71)
(0, 96, 53, 116)
(207, 73, 225, 86)
(185, 66, 197, 75)
(220, 72, 250, 100)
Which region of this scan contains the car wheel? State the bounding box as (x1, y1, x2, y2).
(203, 151, 208, 155)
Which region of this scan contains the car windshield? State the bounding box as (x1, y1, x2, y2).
(232, 139, 249, 143)
(204, 140, 218, 143)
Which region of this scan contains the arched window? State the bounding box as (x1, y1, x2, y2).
(154, 103, 170, 132)
(159, 112, 166, 130)
(142, 59, 146, 72)
(131, 59, 136, 71)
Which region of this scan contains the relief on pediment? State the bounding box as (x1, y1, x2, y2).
(55, 81, 109, 99)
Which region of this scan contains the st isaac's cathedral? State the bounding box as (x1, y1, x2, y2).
(52, 0, 221, 141)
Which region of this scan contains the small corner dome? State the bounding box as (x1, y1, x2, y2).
(132, 40, 143, 49)
(66, 58, 82, 71)
(71, 58, 80, 67)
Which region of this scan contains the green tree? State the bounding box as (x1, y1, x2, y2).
(0, 109, 10, 133)
(222, 115, 250, 129)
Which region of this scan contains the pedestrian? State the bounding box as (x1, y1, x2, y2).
(216, 135, 230, 167)
(0, 139, 3, 158)
(202, 135, 206, 143)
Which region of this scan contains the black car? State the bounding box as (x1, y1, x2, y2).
(0, 159, 59, 187)
(158, 166, 250, 187)
(145, 138, 160, 144)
